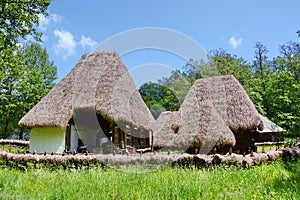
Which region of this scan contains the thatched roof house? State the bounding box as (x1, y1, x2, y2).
(153, 111, 180, 148)
(19, 51, 155, 153)
(153, 75, 263, 154)
(176, 93, 236, 154)
(178, 75, 263, 153)
(153, 107, 236, 154)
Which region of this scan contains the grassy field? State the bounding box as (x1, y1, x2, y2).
(0, 160, 299, 200)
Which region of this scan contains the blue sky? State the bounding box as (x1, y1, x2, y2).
(37, 0, 300, 84)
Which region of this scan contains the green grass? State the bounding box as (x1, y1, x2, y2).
(0, 160, 299, 200)
(285, 137, 299, 142)
(256, 144, 285, 153)
(0, 144, 29, 154)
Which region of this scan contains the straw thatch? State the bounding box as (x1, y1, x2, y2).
(175, 87, 236, 154)
(19, 51, 155, 131)
(193, 75, 263, 131)
(171, 75, 263, 153)
(153, 111, 180, 148)
(153, 100, 236, 154)
(213, 75, 263, 153)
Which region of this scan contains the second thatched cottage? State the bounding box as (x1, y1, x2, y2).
(154, 75, 264, 154)
(19, 51, 155, 154)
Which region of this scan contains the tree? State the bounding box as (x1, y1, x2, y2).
(0, 43, 57, 139)
(0, 0, 50, 50)
(0, 48, 25, 138)
(0, 0, 52, 138)
(252, 42, 271, 115)
(208, 49, 268, 113)
(139, 82, 180, 119)
(254, 42, 269, 81)
(279, 41, 300, 58)
(210, 49, 253, 87)
(158, 70, 192, 104)
(270, 54, 300, 136)
(278, 41, 300, 82)
(20, 42, 57, 93)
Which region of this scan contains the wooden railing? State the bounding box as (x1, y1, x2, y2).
(0, 139, 29, 146)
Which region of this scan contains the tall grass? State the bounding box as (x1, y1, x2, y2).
(0, 160, 299, 200)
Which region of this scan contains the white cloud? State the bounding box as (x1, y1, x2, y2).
(80, 35, 98, 50)
(51, 13, 64, 23)
(53, 30, 76, 59)
(229, 36, 243, 49)
(38, 14, 50, 31)
(38, 13, 64, 31)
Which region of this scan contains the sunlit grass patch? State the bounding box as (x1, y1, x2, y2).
(0, 160, 299, 199)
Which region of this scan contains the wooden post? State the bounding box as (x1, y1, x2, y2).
(138, 129, 142, 149)
(117, 127, 122, 149)
(131, 131, 134, 148)
(151, 130, 154, 151)
(144, 130, 148, 148)
(123, 130, 127, 150)
(65, 124, 71, 152)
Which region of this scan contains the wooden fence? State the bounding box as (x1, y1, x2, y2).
(0, 147, 299, 170)
(0, 139, 29, 147)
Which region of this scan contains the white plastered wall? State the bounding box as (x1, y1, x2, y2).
(30, 127, 66, 153)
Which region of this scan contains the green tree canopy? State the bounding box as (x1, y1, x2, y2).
(0, 0, 50, 50)
(139, 82, 180, 119)
(0, 0, 52, 139)
(268, 42, 300, 135)
(0, 43, 57, 138)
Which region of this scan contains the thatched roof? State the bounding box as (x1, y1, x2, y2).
(153, 111, 180, 148)
(175, 88, 236, 151)
(19, 51, 155, 130)
(257, 115, 286, 133)
(156, 75, 263, 151)
(153, 106, 236, 152)
(188, 75, 263, 131)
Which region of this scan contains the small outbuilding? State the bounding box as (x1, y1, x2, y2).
(19, 51, 155, 154)
(252, 115, 286, 143)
